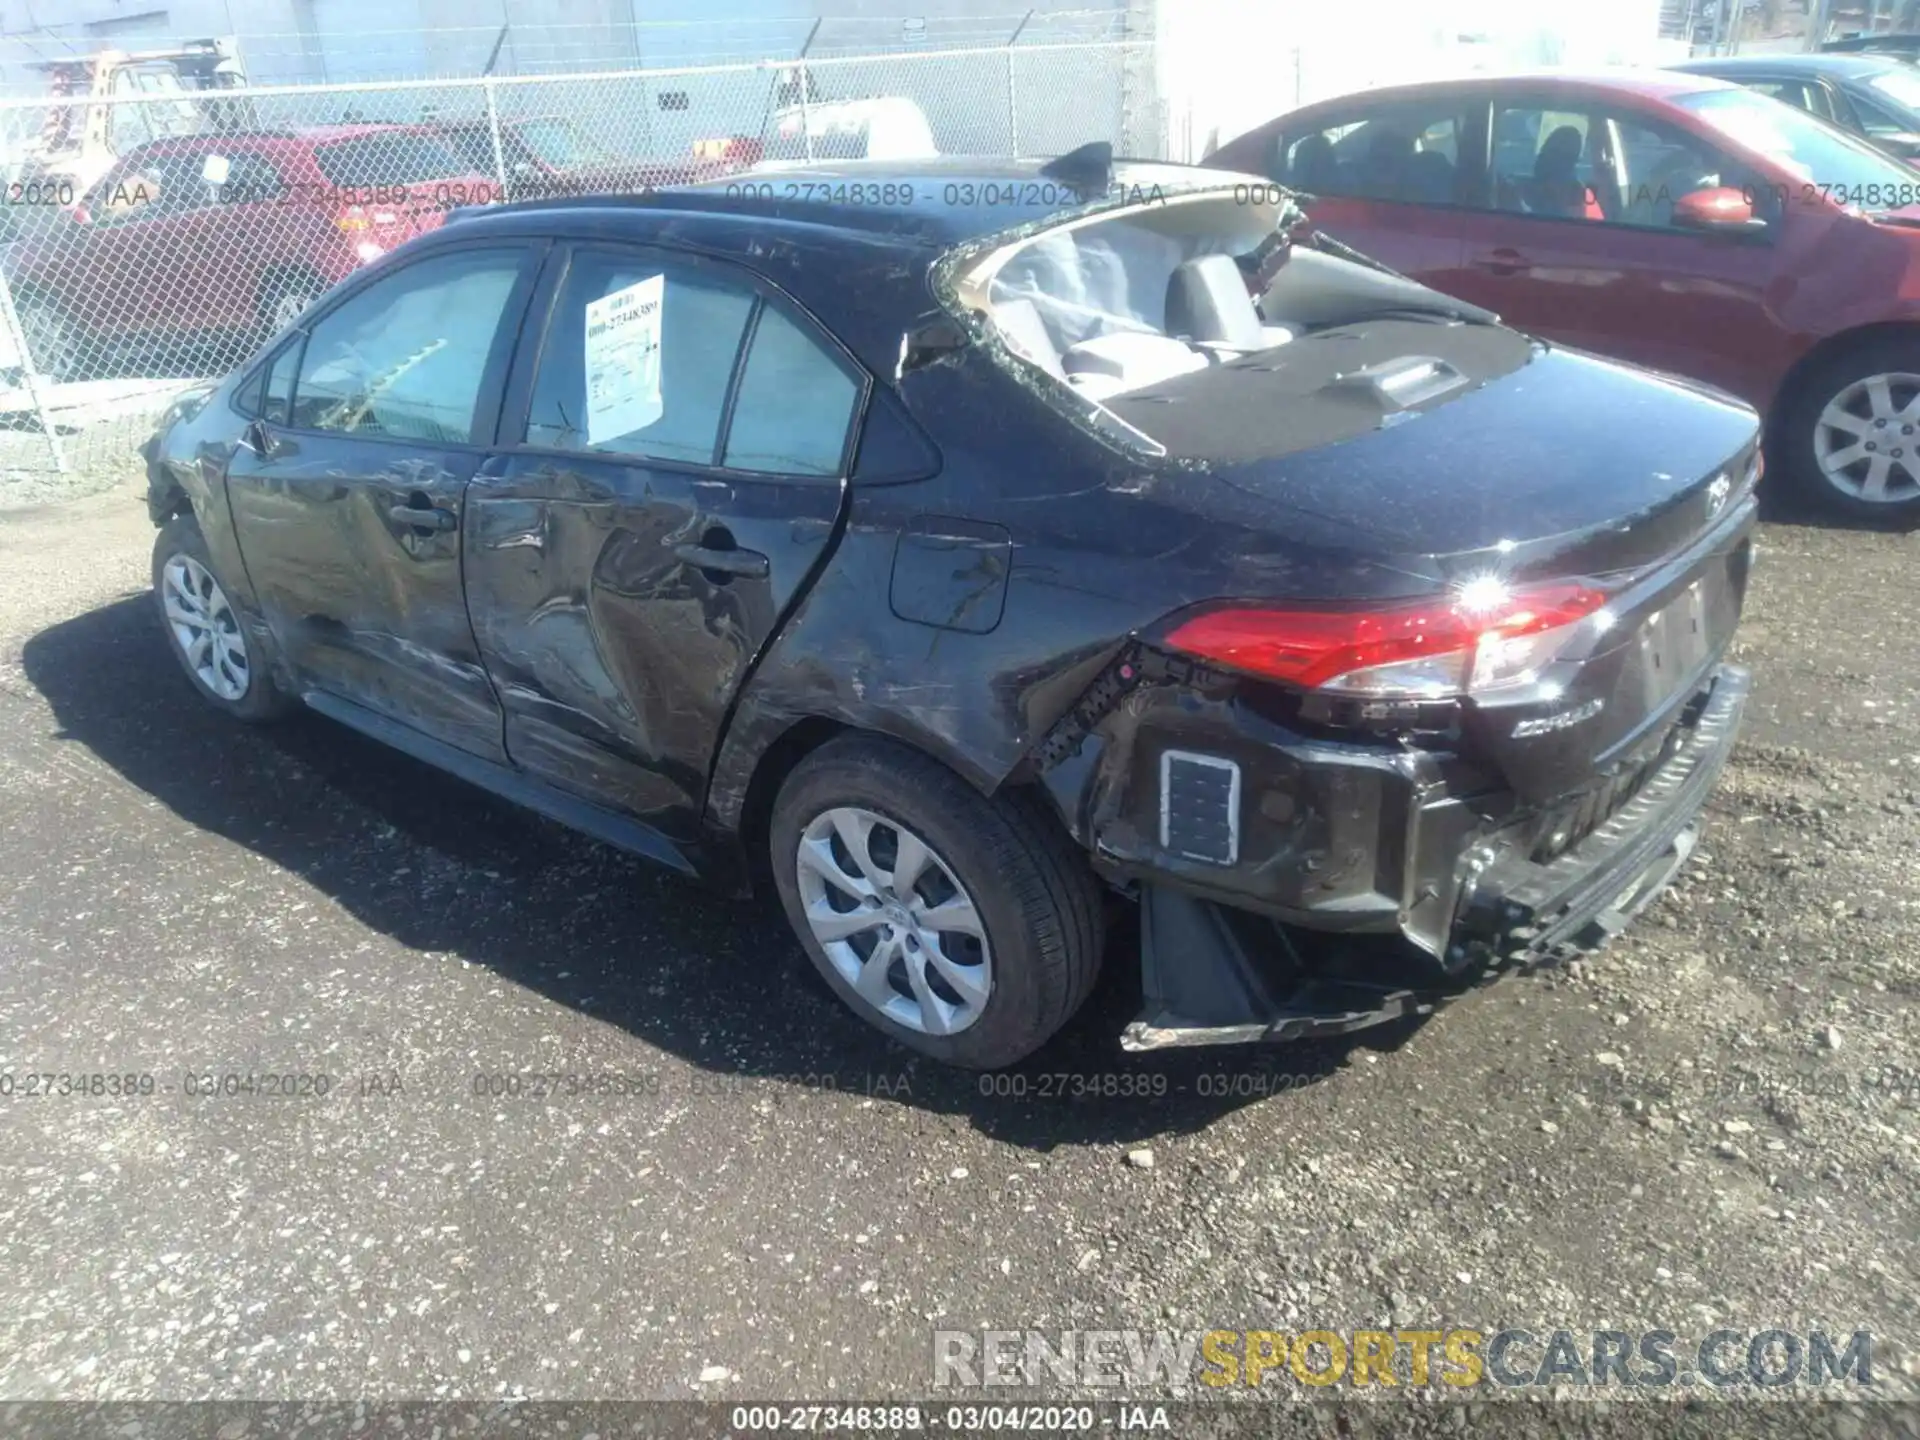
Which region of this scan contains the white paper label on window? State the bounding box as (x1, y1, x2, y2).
(584, 273, 665, 445)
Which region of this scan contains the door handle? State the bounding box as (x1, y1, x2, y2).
(389, 502, 456, 533)
(239, 418, 271, 454)
(672, 542, 769, 580)
(1472, 248, 1529, 277)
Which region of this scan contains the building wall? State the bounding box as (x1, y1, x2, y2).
(0, 0, 1145, 166)
(0, 0, 1134, 88)
(1155, 0, 1669, 161)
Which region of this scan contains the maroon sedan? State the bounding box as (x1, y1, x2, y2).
(1211, 71, 1920, 520)
(8, 126, 494, 383)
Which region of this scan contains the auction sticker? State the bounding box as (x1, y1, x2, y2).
(584, 273, 664, 446)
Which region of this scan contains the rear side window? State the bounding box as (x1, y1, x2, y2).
(313, 134, 471, 186)
(1277, 102, 1467, 205)
(210, 152, 286, 206)
(1490, 105, 1598, 218)
(722, 305, 860, 475)
(291, 246, 525, 443)
(524, 251, 756, 463)
(1745, 78, 1835, 122)
(432, 126, 497, 174)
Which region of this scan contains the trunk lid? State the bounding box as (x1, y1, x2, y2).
(1105, 318, 1757, 575)
(1115, 320, 1761, 800)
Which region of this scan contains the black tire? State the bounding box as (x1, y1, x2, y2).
(1777, 336, 1920, 522)
(769, 735, 1105, 1069)
(151, 513, 295, 723)
(14, 295, 81, 383)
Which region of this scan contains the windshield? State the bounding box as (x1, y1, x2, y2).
(1868, 67, 1920, 120)
(957, 192, 1297, 448)
(979, 196, 1276, 351)
(315, 134, 472, 187)
(514, 118, 601, 167)
(1675, 86, 1916, 198)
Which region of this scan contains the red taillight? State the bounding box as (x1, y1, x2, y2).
(1164, 580, 1610, 699)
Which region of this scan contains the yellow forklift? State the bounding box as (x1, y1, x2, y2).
(4, 37, 253, 208)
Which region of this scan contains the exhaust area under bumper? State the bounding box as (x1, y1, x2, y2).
(1120, 664, 1750, 1052)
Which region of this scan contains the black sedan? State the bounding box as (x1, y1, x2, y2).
(142, 153, 1758, 1068)
(1671, 52, 1920, 162)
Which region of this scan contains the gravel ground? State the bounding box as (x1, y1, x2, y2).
(0, 469, 1916, 1432)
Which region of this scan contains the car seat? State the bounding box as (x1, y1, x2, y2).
(1357, 127, 1415, 201)
(1405, 149, 1456, 204)
(1527, 126, 1600, 219)
(1289, 132, 1340, 194)
(1165, 254, 1267, 350)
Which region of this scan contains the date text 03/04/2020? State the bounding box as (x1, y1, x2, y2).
(730, 1405, 1171, 1432)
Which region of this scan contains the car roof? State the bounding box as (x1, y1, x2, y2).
(1282, 68, 1740, 113)
(431, 155, 1248, 380)
(1671, 52, 1898, 77)
(140, 124, 432, 153)
(451, 155, 1233, 250)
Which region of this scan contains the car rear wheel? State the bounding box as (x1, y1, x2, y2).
(151, 514, 293, 723)
(769, 736, 1104, 1069)
(1783, 339, 1920, 521)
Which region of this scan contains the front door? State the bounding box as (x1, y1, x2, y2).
(1446, 98, 1787, 408)
(224, 242, 544, 760)
(465, 243, 864, 839)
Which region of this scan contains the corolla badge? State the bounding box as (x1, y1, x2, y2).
(1512, 697, 1606, 739)
(1706, 472, 1731, 515)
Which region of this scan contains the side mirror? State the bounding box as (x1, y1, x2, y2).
(1672, 185, 1766, 234)
(200, 154, 231, 187)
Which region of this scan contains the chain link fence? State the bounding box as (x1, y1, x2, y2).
(0, 37, 1157, 481)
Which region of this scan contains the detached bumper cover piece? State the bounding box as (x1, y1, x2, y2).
(1122, 664, 1750, 1051)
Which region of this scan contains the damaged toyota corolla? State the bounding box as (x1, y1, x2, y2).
(142, 148, 1758, 1069)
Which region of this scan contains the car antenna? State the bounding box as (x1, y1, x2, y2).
(1040, 141, 1113, 194)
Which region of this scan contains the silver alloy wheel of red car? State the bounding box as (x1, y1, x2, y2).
(161, 553, 251, 702)
(1813, 370, 1920, 506)
(793, 805, 993, 1035)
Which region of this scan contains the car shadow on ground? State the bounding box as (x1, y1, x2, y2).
(23, 595, 1436, 1149)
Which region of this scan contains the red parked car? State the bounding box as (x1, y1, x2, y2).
(1210, 71, 1920, 520)
(418, 115, 723, 200)
(7, 125, 495, 382)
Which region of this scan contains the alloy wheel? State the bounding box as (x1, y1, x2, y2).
(161, 553, 250, 702)
(1813, 370, 1920, 505)
(794, 806, 992, 1035)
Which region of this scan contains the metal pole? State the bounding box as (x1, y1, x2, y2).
(1006, 11, 1031, 158)
(1807, 0, 1832, 50)
(0, 265, 68, 474)
(798, 17, 821, 163)
(483, 75, 511, 200)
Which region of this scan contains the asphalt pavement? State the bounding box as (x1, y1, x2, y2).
(1, 472, 1917, 1430)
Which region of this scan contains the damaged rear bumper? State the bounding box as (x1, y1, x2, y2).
(1120, 664, 1749, 1051)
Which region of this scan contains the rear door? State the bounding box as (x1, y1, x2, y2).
(1446, 94, 1789, 407)
(1265, 93, 1488, 298)
(466, 242, 865, 839)
(224, 241, 545, 759)
(63, 151, 214, 338)
(1727, 74, 1841, 124)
